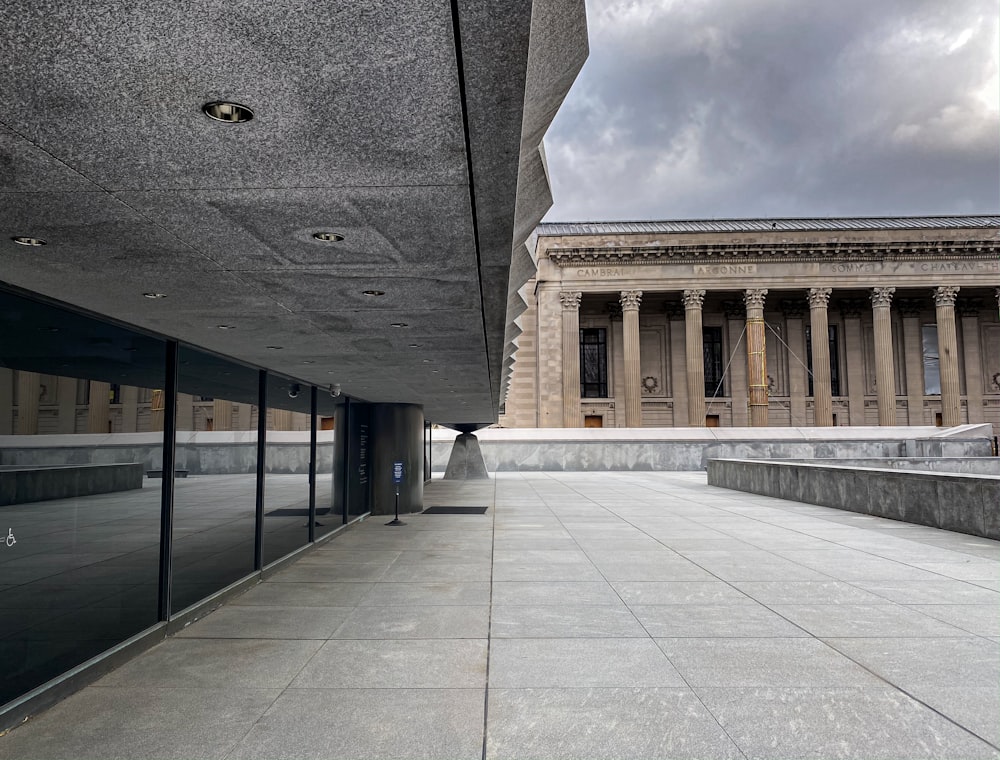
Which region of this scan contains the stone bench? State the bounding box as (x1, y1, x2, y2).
(0, 463, 144, 506)
(707, 458, 1000, 540)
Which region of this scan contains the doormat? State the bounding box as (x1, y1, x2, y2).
(421, 506, 488, 515)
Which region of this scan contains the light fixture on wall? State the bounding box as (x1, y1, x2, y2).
(329, 384, 342, 397)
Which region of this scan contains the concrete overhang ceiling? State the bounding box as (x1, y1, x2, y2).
(0, 0, 587, 424)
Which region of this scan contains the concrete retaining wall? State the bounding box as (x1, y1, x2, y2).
(429, 425, 995, 472)
(707, 458, 1000, 540)
(0, 463, 144, 506)
(776, 458, 1000, 475)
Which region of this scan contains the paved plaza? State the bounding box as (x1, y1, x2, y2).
(2, 471, 998, 759)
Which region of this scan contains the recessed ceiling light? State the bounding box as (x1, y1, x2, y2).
(202, 101, 254, 123)
(143, 292, 167, 299)
(302, 360, 314, 364)
(408, 343, 422, 348)
(312, 232, 344, 242)
(217, 324, 235, 330)
(431, 370, 439, 373)
(362, 290, 385, 297)
(390, 322, 409, 328)
(11, 236, 46, 246)
(266, 345, 283, 350)
(422, 359, 432, 363)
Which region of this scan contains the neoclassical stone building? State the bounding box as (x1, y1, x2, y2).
(500, 217, 1000, 435)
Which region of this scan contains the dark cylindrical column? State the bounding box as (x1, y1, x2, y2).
(370, 403, 424, 514)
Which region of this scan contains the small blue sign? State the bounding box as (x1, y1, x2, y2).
(392, 461, 404, 484)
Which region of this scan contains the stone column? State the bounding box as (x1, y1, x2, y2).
(723, 300, 748, 426)
(870, 287, 897, 426)
(934, 286, 961, 426)
(839, 299, 867, 425)
(120, 384, 139, 433)
(665, 301, 688, 427)
(213, 399, 234, 431)
(57, 376, 78, 434)
(620, 290, 643, 427)
(782, 298, 808, 426)
(87, 381, 111, 433)
(16, 371, 40, 435)
(744, 289, 768, 427)
(559, 290, 582, 428)
(0, 369, 14, 435)
(897, 298, 926, 425)
(608, 300, 625, 426)
(806, 288, 833, 426)
(683, 289, 706, 426)
(959, 298, 985, 424)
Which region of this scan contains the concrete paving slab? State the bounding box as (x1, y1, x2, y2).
(486, 687, 744, 760)
(96, 638, 323, 689)
(491, 604, 645, 638)
(0, 687, 281, 760)
(733, 580, 889, 605)
(656, 637, 884, 687)
(290, 638, 488, 689)
(489, 638, 686, 687)
(226, 688, 484, 760)
(231, 581, 375, 607)
(174, 605, 353, 639)
(612, 580, 755, 605)
(632, 603, 809, 637)
(851, 580, 1000, 605)
(768, 604, 969, 638)
(491, 580, 620, 606)
(825, 637, 1000, 689)
(907, 604, 1000, 637)
(331, 604, 490, 639)
(697, 687, 1000, 760)
(357, 581, 491, 606)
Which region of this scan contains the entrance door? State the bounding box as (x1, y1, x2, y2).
(705, 414, 720, 428)
(584, 415, 603, 428)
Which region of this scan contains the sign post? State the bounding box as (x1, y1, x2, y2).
(385, 461, 406, 526)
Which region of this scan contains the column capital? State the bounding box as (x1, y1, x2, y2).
(895, 297, 923, 318)
(870, 287, 895, 308)
(806, 287, 832, 308)
(606, 300, 623, 321)
(743, 288, 768, 309)
(933, 285, 960, 307)
(619, 290, 643, 312)
(559, 290, 582, 311)
(682, 289, 706, 309)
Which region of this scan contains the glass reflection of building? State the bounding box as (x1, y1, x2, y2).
(0, 288, 353, 710)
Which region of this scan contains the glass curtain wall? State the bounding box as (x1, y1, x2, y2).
(315, 393, 342, 539)
(262, 374, 312, 565)
(0, 290, 164, 705)
(172, 349, 260, 613)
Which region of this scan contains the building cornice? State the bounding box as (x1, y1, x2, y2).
(545, 240, 1000, 266)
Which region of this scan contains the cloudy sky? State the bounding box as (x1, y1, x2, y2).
(542, 0, 999, 221)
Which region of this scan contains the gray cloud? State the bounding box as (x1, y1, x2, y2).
(543, 0, 1000, 220)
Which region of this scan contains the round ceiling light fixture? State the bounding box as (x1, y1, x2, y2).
(217, 324, 235, 330)
(390, 322, 408, 328)
(362, 289, 385, 297)
(143, 292, 167, 299)
(266, 345, 283, 350)
(11, 236, 46, 246)
(202, 101, 254, 123)
(312, 232, 344, 243)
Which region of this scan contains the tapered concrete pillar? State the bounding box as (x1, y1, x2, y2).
(16, 371, 40, 435)
(807, 288, 833, 426)
(683, 289, 706, 426)
(443, 433, 489, 479)
(744, 289, 768, 427)
(87, 381, 111, 434)
(559, 290, 582, 428)
(620, 290, 643, 427)
(934, 286, 961, 426)
(959, 298, 985, 424)
(870, 287, 897, 426)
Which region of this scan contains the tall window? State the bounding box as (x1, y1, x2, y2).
(580, 328, 608, 398)
(922, 324, 940, 395)
(805, 325, 841, 396)
(703, 326, 724, 397)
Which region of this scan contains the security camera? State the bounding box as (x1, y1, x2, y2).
(288, 383, 301, 399)
(329, 384, 342, 398)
